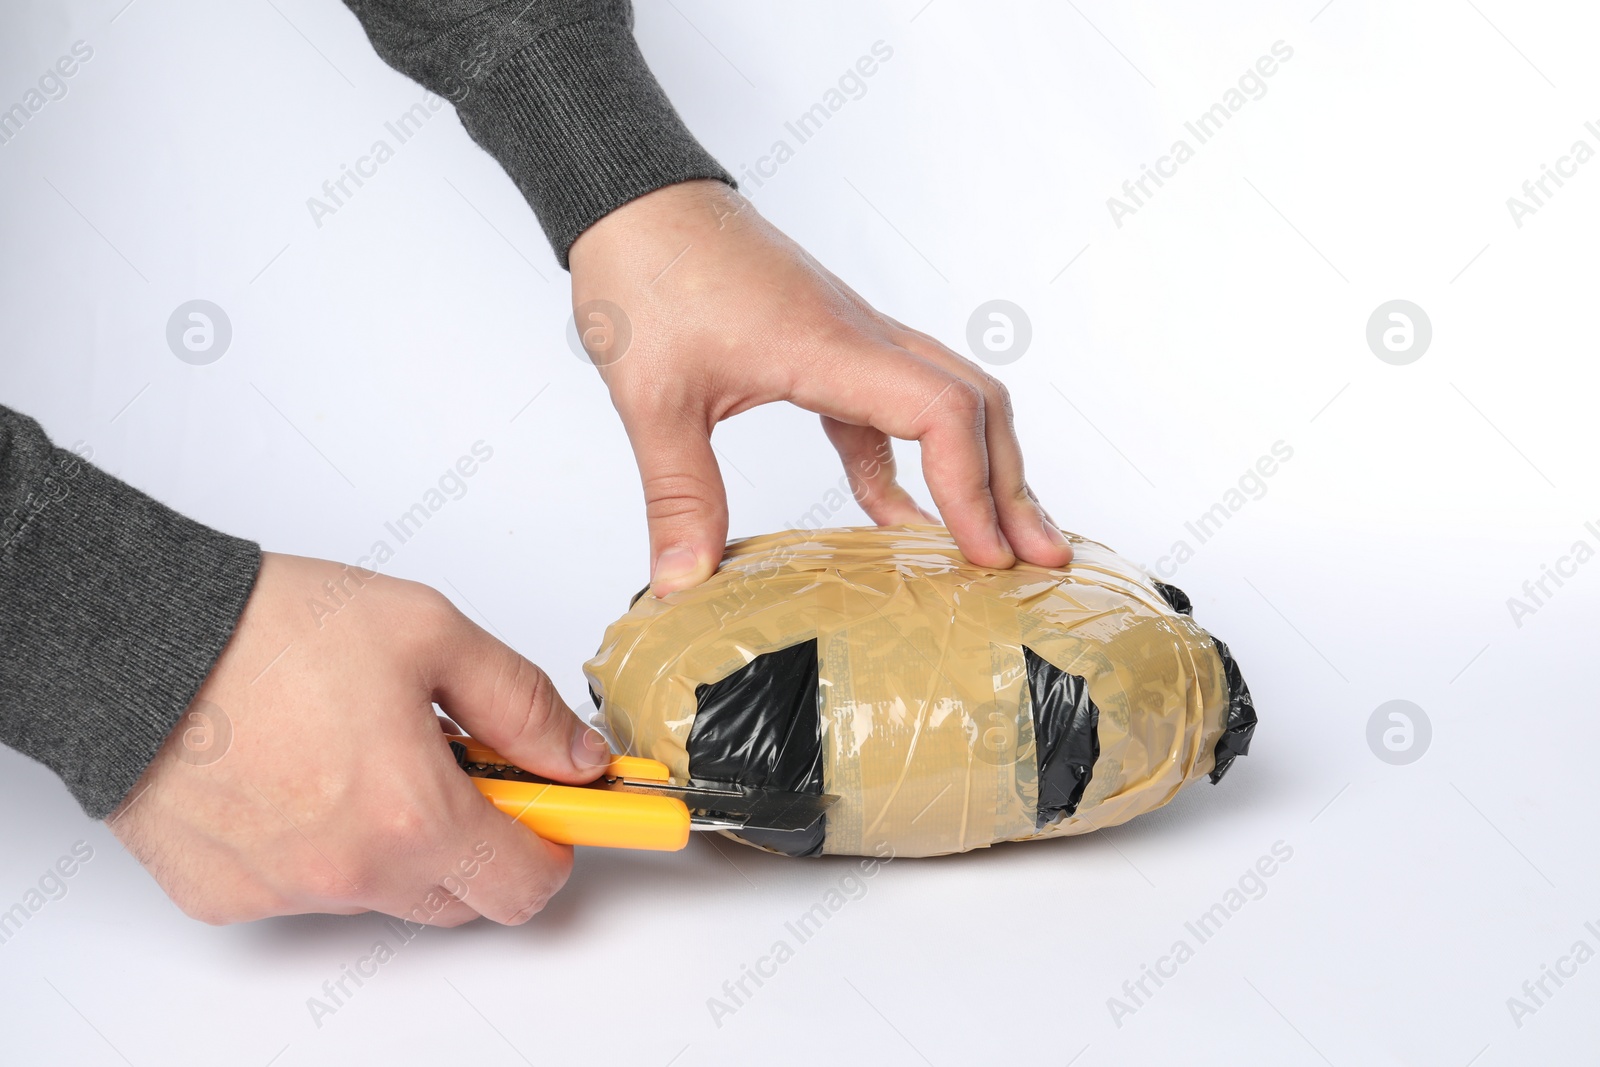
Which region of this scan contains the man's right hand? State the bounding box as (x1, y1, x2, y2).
(110, 552, 610, 926)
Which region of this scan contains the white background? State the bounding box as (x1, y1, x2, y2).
(3, 0, 1598, 1063)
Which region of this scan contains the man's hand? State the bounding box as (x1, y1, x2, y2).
(111, 552, 610, 926)
(568, 179, 1074, 596)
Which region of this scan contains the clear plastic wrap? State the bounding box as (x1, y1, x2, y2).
(584, 525, 1255, 858)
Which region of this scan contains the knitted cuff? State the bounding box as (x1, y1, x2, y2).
(0, 409, 260, 818)
(450, 15, 735, 266)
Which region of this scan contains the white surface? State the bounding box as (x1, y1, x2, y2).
(3, 0, 1598, 1063)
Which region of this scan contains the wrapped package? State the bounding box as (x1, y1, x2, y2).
(584, 525, 1255, 858)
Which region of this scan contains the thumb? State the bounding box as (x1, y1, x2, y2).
(624, 412, 729, 596)
(429, 611, 610, 783)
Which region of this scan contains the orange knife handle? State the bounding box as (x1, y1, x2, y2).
(603, 754, 672, 782)
(470, 778, 691, 851)
(444, 734, 672, 783)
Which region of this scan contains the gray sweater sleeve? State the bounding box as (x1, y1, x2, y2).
(342, 0, 734, 267)
(6, 3, 724, 817)
(0, 406, 260, 818)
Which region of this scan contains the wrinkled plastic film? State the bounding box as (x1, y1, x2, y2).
(584, 525, 1251, 858)
(814, 567, 1039, 856)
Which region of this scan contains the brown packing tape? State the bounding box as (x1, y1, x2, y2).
(584, 525, 1233, 858)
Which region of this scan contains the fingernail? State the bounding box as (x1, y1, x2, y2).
(996, 527, 1015, 562)
(652, 545, 701, 592)
(571, 727, 610, 768)
(1043, 521, 1070, 548)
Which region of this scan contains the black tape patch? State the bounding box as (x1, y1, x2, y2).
(1025, 648, 1101, 827)
(1152, 580, 1193, 616)
(687, 640, 826, 857)
(1207, 637, 1257, 782)
(1150, 580, 1257, 783)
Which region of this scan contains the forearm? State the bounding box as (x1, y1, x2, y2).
(342, 0, 733, 266)
(0, 405, 260, 818)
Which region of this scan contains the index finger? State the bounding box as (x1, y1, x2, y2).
(788, 343, 1015, 568)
